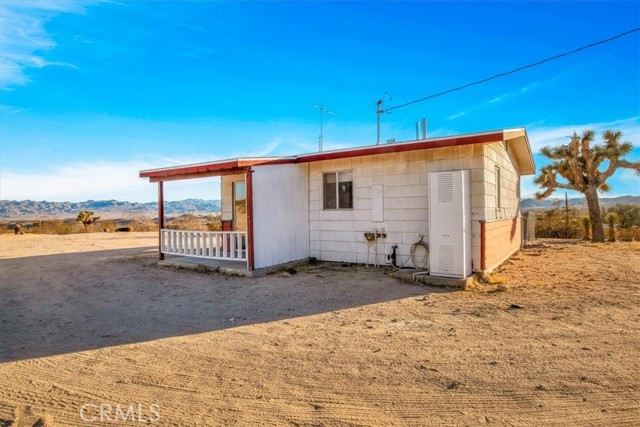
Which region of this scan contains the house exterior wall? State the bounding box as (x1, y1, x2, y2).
(484, 217, 522, 271)
(220, 173, 245, 222)
(479, 142, 523, 272)
(308, 143, 493, 270)
(252, 164, 310, 269)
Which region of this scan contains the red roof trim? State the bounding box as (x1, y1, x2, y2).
(295, 132, 503, 163)
(139, 130, 518, 181)
(140, 160, 240, 178)
(139, 158, 295, 179)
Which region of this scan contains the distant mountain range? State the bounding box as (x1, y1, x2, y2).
(521, 195, 640, 210)
(1, 196, 638, 220)
(0, 199, 221, 220)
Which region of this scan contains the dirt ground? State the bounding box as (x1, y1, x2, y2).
(0, 233, 639, 426)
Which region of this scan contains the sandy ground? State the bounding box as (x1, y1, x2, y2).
(0, 233, 639, 426)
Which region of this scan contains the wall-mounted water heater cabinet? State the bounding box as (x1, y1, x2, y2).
(428, 170, 472, 278)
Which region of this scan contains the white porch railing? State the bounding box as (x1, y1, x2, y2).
(160, 229, 247, 261)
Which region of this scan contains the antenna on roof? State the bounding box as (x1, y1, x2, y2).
(313, 101, 335, 152)
(376, 92, 392, 145)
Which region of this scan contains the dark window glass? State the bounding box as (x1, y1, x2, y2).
(323, 171, 352, 209)
(338, 171, 353, 209)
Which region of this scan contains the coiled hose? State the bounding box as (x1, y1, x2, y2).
(386, 236, 430, 273)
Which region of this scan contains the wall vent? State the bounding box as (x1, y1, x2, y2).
(437, 173, 453, 203)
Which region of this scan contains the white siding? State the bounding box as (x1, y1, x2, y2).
(252, 164, 310, 269)
(308, 143, 490, 269)
(481, 142, 521, 220)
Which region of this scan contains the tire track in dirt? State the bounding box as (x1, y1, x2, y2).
(1, 237, 639, 426)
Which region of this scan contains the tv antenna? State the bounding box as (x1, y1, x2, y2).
(375, 92, 392, 145)
(313, 101, 335, 152)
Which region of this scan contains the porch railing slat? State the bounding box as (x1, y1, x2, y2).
(160, 229, 247, 261)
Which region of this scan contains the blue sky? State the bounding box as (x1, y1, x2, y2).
(1, 0, 638, 202)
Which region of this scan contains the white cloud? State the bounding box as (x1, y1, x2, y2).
(527, 116, 640, 152)
(1, 160, 156, 202)
(0, 0, 100, 89)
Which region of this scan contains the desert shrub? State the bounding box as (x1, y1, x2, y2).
(0, 223, 15, 234)
(130, 215, 158, 232)
(535, 207, 582, 239)
(100, 220, 118, 232)
(608, 204, 640, 229)
(31, 219, 80, 234)
(606, 212, 619, 242)
(206, 213, 221, 231)
(581, 217, 591, 240)
(166, 214, 209, 231)
(617, 226, 640, 242)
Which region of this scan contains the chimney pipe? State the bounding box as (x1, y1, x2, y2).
(421, 118, 427, 140)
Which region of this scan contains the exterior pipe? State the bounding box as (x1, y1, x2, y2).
(480, 220, 486, 271)
(246, 168, 255, 271)
(158, 181, 165, 260)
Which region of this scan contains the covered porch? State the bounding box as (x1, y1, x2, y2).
(140, 158, 284, 272)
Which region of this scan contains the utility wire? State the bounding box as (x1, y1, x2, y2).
(386, 27, 640, 112)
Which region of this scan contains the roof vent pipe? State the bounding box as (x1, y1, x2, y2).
(415, 119, 428, 140)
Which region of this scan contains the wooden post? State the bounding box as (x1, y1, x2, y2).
(158, 181, 165, 260)
(245, 168, 255, 271)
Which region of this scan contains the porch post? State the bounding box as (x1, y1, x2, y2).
(480, 220, 486, 271)
(246, 168, 255, 271)
(158, 181, 165, 260)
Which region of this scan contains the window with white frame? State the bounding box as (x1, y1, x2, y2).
(323, 171, 353, 209)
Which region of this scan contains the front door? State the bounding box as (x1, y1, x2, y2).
(233, 182, 247, 231)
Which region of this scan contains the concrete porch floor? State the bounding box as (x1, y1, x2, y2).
(159, 255, 251, 277)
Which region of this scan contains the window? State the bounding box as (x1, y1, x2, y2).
(323, 171, 353, 209)
(495, 166, 502, 209)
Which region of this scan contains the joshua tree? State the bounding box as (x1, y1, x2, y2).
(76, 210, 100, 231)
(535, 130, 640, 242)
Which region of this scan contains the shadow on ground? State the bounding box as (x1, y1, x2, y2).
(0, 246, 437, 362)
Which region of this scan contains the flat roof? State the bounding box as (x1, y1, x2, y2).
(140, 128, 535, 180)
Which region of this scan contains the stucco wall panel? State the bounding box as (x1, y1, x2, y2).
(483, 217, 522, 272)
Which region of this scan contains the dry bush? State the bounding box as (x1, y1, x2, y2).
(206, 213, 221, 231)
(0, 223, 15, 234)
(31, 219, 81, 235)
(535, 207, 582, 239)
(166, 214, 209, 231)
(617, 226, 640, 242)
(130, 215, 158, 232)
(581, 217, 591, 240)
(100, 220, 118, 232)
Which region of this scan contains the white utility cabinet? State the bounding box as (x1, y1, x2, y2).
(428, 170, 472, 278)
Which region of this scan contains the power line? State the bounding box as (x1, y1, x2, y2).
(386, 27, 640, 112)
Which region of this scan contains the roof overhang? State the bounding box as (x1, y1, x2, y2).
(139, 157, 295, 182)
(503, 128, 536, 175)
(296, 129, 505, 163)
(295, 128, 535, 175)
(139, 128, 536, 182)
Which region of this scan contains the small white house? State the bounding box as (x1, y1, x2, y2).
(140, 128, 535, 277)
